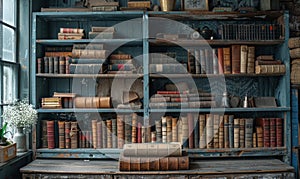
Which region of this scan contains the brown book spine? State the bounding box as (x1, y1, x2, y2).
(240, 45, 248, 73)
(276, 118, 283, 147)
(247, 46, 255, 73)
(70, 122, 78, 148)
(219, 115, 224, 148)
(217, 48, 224, 74)
(60, 28, 84, 33)
(47, 120, 55, 149)
(177, 118, 182, 146)
(117, 115, 125, 148)
(106, 119, 112, 148)
(102, 120, 107, 148)
(188, 113, 194, 149)
(96, 121, 102, 148)
(166, 116, 172, 143)
(172, 117, 178, 142)
(162, 116, 167, 143)
(57, 121, 65, 149)
(223, 47, 231, 74)
(234, 118, 240, 148)
(37, 57, 43, 73)
(155, 120, 162, 143)
(253, 132, 257, 148)
(231, 45, 241, 74)
(86, 131, 92, 148)
(256, 126, 264, 147)
(270, 118, 276, 147)
(125, 114, 132, 144)
(65, 56, 71, 74)
(131, 114, 137, 143)
(181, 116, 189, 148)
(41, 120, 48, 148)
(224, 115, 229, 148)
(91, 120, 97, 148)
(213, 114, 219, 148)
(193, 114, 199, 148)
(245, 118, 253, 148)
(239, 118, 245, 148)
(206, 114, 214, 149)
(199, 114, 206, 149)
(59, 56, 66, 74)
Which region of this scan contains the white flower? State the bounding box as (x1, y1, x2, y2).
(2, 99, 37, 129)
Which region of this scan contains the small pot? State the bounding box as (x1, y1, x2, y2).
(200, 26, 213, 39)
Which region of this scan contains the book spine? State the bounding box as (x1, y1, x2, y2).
(228, 115, 234, 148)
(37, 58, 43, 73)
(247, 46, 255, 73)
(181, 116, 189, 149)
(155, 120, 162, 143)
(162, 116, 167, 143)
(239, 118, 245, 148)
(117, 115, 125, 148)
(219, 115, 224, 148)
(58, 121, 65, 149)
(217, 48, 224, 74)
(131, 114, 137, 143)
(187, 49, 195, 74)
(245, 118, 253, 148)
(92, 120, 97, 148)
(234, 118, 240, 148)
(199, 114, 206, 149)
(60, 28, 84, 33)
(276, 118, 283, 147)
(256, 126, 263, 147)
(188, 113, 194, 149)
(231, 45, 241, 74)
(70, 122, 78, 148)
(240, 45, 248, 73)
(213, 114, 219, 148)
(72, 49, 108, 59)
(212, 48, 219, 74)
(48, 57, 54, 74)
(172, 117, 178, 142)
(223, 47, 231, 74)
(270, 118, 276, 147)
(59, 56, 66, 74)
(54, 57, 59, 74)
(142, 126, 146, 143)
(111, 118, 117, 148)
(151, 131, 156, 143)
(205, 48, 212, 74)
(253, 132, 257, 147)
(65, 57, 70, 74)
(41, 120, 48, 148)
(224, 115, 229, 148)
(206, 114, 214, 149)
(44, 57, 49, 73)
(167, 116, 172, 143)
(193, 115, 199, 148)
(47, 120, 55, 149)
(54, 120, 59, 148)
(263, 118, 270, 147)
(106, 119, 112, 148)
(102, 120, 107, 148)
(137, 122, 142, 143)
(177, 118, 182, 146)
(200, 49, 206, 74)
(195, 49, 201, 74)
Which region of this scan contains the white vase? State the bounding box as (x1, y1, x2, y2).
(13, 127, 27, 152)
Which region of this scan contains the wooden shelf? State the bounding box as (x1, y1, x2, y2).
(36, 39, 142, 46)
(36, 73, 143, 78)
(150, 73, 285, 78)
(37, 108, 144, 113)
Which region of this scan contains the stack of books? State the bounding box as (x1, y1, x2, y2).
(58, 28, 84, 40)
(89, 26, 115, 39)
(86, 0, 119, 11)
(255, 55, 286, 74)
(107, 54, 136, 74)
(41, 97, 62, 109)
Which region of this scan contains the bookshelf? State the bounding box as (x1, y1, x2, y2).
(30, 9, 291, 164)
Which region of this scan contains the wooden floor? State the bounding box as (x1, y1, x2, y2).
(20, 159, 295, 179)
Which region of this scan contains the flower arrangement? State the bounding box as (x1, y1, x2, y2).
(2, 99, 38, 129)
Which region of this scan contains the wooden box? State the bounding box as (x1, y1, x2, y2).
(0, 143, 16, 162)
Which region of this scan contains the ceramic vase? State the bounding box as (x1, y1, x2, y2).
(13, 127, 27, 152)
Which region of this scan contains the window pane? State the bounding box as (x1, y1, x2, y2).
(3, 65, 17, 103)
(2, 0, 16, 27)
(2, 25, 15, 62)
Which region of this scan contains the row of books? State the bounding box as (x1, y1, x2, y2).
(219, 24, 282, 40)
(41, 113, 283, 149)
(58, 27, 116, 40)
(149, 91, 216, 109)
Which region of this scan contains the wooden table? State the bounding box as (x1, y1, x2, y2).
(20, 159, 295, 179)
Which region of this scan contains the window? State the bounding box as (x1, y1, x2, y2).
(0, 0, 18, 128)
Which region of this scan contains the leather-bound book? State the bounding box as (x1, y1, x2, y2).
(239, 118, 245, 148)
(228, 115, 234, 148)
(223, 47, 231, 74)
(137, 122, 142, 143)
(117, 115, 125, 148)
(256, 126, 263, 147)
(72, 49, 109, 59)
(37, 57, 43, 74)
(155, 120, 162, 143)
(199, 114, 206, 149)
(86, 131, 92, 148)
(162, 116, 167, 143)
(188, 113, 194, 149)
(213, 114, 219, 148)
(181, 116, 189, 149)
(96, 121, 102, 148)
(218, 115, 224, 148)
(223, 115, 229, 148)
(247, 46, 255, 73)
(245, 118, 253, 148)
(231, 45, 241, 74)
(166, 116, 172, 143)
(91, 120, 97, 149)
(177, 118, 182, 145)
(64, 121, 71, 149)
(41, 120, 48, 148)
(54, 120, 59, 148)
(233, 118, 240, 148)
(101, 120, 107, 148)
(276, 118, 283, 147)
(123, 143, 182, 157)
(48, 57, 54, 74)
(124, 114, 132, 144)
(256, 118, 270, 147)
(65, 56, 71, 74)
(106, 119, 112, 148)
(131, 114, 137, 144)
(240, 45, 248, 73)
(44, 57, 49, 73)
(58, 121, 65, 149)
(70, 122, 78, 148)
(206, 114, 214, 149)
(253, 132, 257, 147)
(193, 115, 199, 148)
(212, 48, 219, 74)
(47, 120, 55, 149)
(270, 118, 276, 147)
(53, 56, 59, 74)
(59, 56, 66, 74)
(172, 117, 178, 142)
(217, 48, 224, 74)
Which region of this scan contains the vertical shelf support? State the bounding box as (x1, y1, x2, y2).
(143, 12, 149, 126)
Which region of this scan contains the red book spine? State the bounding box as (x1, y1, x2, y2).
(47, 120, 55, 149)
(262, 118, 270, 147)
(270, 118, 276, 147)
(137, 122, 142, 143)
(188, 113, 194, 149)
(276, 118, 283, 147)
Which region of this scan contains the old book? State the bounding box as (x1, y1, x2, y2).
(255, 59, 282, 66)
(256, 126, 263, 147)
(172, 117, 178, 142)
(117, 115, 125, 148)
(181, 116, 189, 149)
(188, 113, 194, 149)
(206, 114, 214, 149)
(111, 118, 117, 148)
(177, 118, 182, 146)
(213, 114, 219, 148)
(245, 118, 253, 148)
(188, 101, 216, 108)
(106, 119, 112, 148)
(199, 49, 206, 74)
(73, 43, 104, 50)
(270, 118, 276, 147)
(256, 55, 274, 61)
(91, 26, 115, 32)
(228, 115, 234, 148)
(257, 118, 270, 147)
(240, 45, 248, 73)
(73, 58, 107, 64)
(69, 64, 107, 74)
(72, 49, 109, 59)
(155, 120, 162, 143)
(41, 120, 48, 148)
(123, 143, 182, 157)
(162, 116, 167, 143)
(127, 1, 151, 8)
(92, 6, 118, 12)
(234, 118, 240, 148)
(212, 48, 219, 74)
(78, 131, 83, 148)
(47, 120, 55, 149)
(48, 57, 54, 73)
(247, 46, 255, 73)
(53, 92, 76, 98)
(149, 64, 187, 74)
(53, 57, 59, 74)
(108, 64, 135, 71)
(58, 33, 84, 40)
(239, 118, 245, 148)
(60, 28, 84, 33)
(199, 114, 206, 149)
(96, 121, 102, 148)
(193, 115, 199, 148)
(58, 121, 65, 149)
(64, 121, 71, 149)
(224, 115, 229, 148)
(45, 52, 73, 57)
(255, 64, 286, 74)
(217, 48, 224, 74)
(37, 57, 43, 74)
(253, 132, 257, 147)
(70, 122, 78, 148)
(223, 47, 231, 74)
(231, 45, 241, 74)
(125, 115, 132, 144)
(43, 57, 49, 73)
(59, 56, 66, 74)
(205, 48, 213, 74)
(91, 120, 97, 148)
(276, 118, 283, 147)
(101, 120, 107, 148)
(131, 114, 137, 143)
(219, 115, 224, 148)
(110, 54, 132, 60)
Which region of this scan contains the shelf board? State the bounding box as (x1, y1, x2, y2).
(36, 39, 142, 46)
(36, 73, 143, 78)
(148, 11, 284, 21)
(35, 147, 287, 159)
(37, 108, 144, 113)
(150, 39, 284, 47)
(150, 73, 285, 78)
(149, 107, 290, 113)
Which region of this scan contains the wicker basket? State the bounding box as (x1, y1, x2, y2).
(290, 48, 300, 59)
(289, 37, 300, 49)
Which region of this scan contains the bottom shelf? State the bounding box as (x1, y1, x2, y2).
(35, 147, 287, 159)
